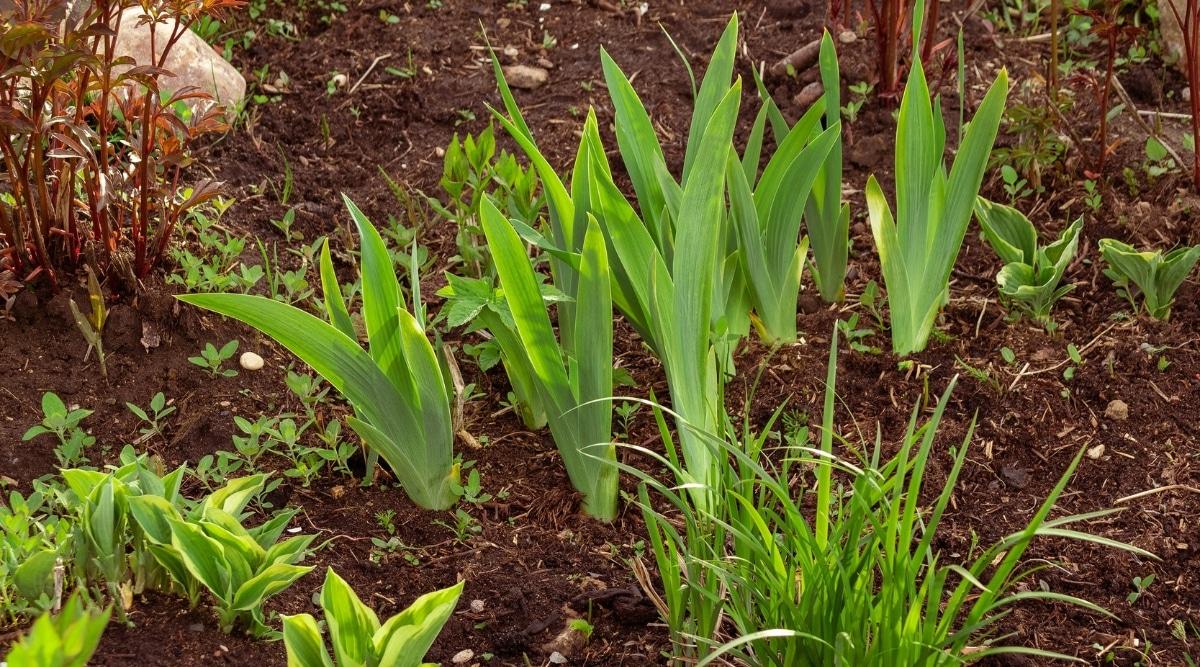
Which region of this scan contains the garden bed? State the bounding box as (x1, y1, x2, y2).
(2, 0, 1199, 664)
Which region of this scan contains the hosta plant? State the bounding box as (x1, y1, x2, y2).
(1098, 239, 1200, 320)
(478, 198, 618, 521)
(621, 328, 1154, 665)
(973, 197, 1082, 326)
(57, 447, 188, 618)
(282, 568, 463, 667)
(180, 196, 459, 510)
(2, 592, 110, 667)
(127, 474, 314, 636)
(866, 54, 1009, 355)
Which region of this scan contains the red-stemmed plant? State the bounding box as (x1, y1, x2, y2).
(1166, 0, 1200, 188)
(1079, 2, 1140, 176)
(0, 0, 242, 292)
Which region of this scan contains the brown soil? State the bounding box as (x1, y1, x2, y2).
(2, 0, 1198, 665)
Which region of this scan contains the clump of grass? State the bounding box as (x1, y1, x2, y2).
(622, 327, 1154, 666)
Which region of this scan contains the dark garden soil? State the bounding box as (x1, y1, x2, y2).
(2, 0, 1199, 665)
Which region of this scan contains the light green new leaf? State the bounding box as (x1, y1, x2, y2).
(867, 59, 1009, 355)
(974, 197, 1036, 265)
(282, 614, 335, 667)
(373, 581, 465, 667)
(322, 568, 380, 667)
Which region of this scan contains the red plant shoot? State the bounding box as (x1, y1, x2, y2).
(1166, 0, 1200, 189)
(0, 0, 244, 292)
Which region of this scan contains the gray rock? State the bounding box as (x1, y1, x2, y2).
(1160, 0, 1186, 70)
(111, 7, 246, 113)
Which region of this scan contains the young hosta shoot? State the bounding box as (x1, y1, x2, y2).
(57, 447, 188, 609)
(282, 568, 463, 667)
(478, 198, 618, 521)
(1098, 239, 1200, 320)
(127, 474, 314, 636)
(974, 197, 1082, 326)
(179, 196, 459, 510)
(866, 57, 1009, 355)
(2, 593, 110, 667)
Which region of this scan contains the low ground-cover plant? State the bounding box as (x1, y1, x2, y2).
(427, 124, 543, 277)
(2, 592, 110, 667)
(438, 273, 551, 431)
(23, 392, 94, 467)
(0, 488, 72, 624)
(1098, 239, 1200, 320)
(974, 197, 1082, 327)
(623, 330, 1153, 665)
(180, 196, 459, 510)
(866, 47, 1009, 355)
(477, 198, 618, 521)
(0, 0, 240, 290)
(282, 568, 463, 667)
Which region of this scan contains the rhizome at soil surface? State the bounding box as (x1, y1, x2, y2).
(2, 0, 1198, 665)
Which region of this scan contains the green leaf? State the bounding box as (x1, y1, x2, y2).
(127, 494, 181, 545)
(13, 550, 57, 600)
(372, 581, 464, 667)
(232, 563, 314, 611)
(283, 614, 335, 667)
(321, 568, 381, 666)
(169, 518, 231, 601)
(975, 197, 1036, 265)
(320, 238, 356, 340)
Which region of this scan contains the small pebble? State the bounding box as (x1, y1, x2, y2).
(502, 64, 549, 90)
(549, 653, 568, 665)
(1105, 399, 1129, 421)
(1087, 443, 1106, 460)
(838, 30, 857, 44)
(1184, 86, 1192, 103)
(239, 351, 265, 371)
(1000, 464, 1029, 489)
(451, 649, 475, 664)
(470, 599, 486, 613)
